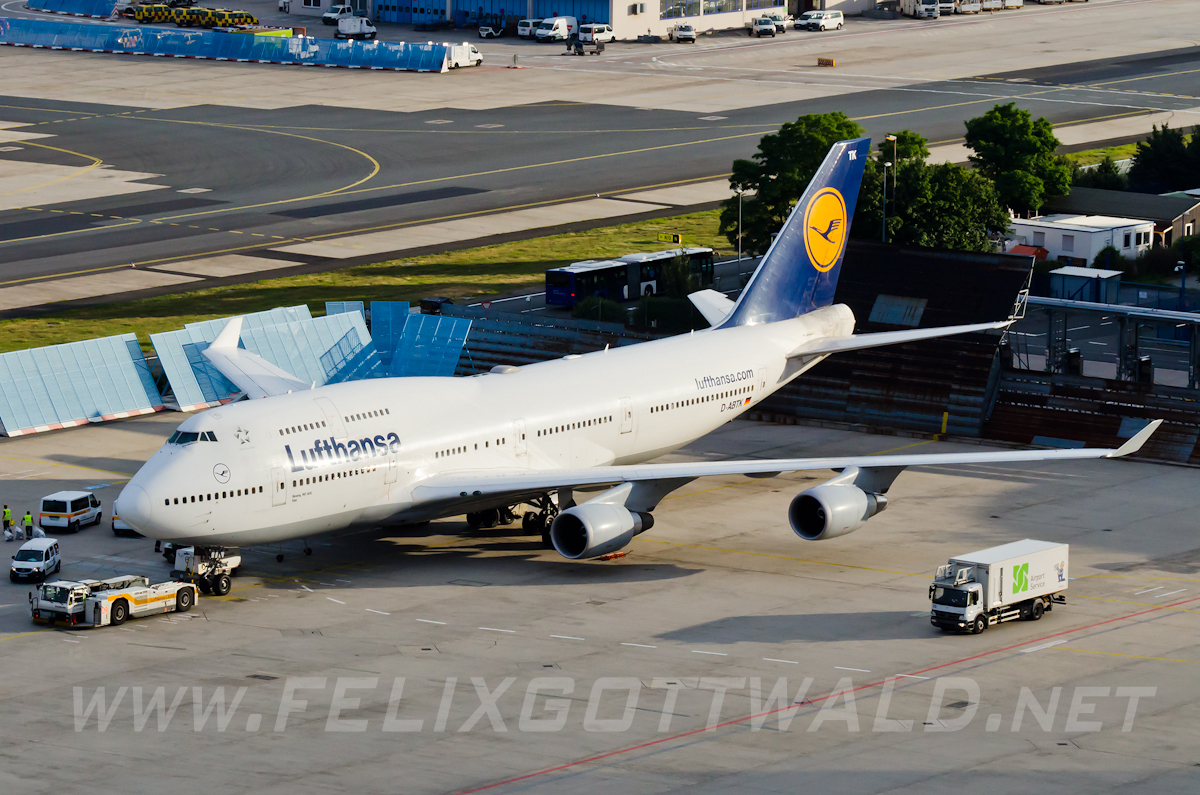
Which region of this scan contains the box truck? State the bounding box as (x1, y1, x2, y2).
(930, 539, 1068, 634)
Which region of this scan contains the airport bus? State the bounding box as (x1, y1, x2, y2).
(545, 247, 715, 308)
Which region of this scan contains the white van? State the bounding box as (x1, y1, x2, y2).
(800, 10, 843, 30)
(10, 538, 60, 583)
(535, 16, 577, 42)
(579, 23, 613, 43)
(517, 18, 542, 38)
(901, 0, 940, 17)
(39, 491, 102, 534)
(446, 42, 483, 68)
(750, 18, 776, 37)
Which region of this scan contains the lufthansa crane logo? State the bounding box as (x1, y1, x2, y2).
(803, 187, 848, 273)
(213, 463, 230, 484)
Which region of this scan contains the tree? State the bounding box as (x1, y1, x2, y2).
(851, 133, 1009, 252)
(719, 112, 865, 254)
(1091, 245, 1126, 272)
(1072, 155, 1127, 191)
(1128, 123, 1193, 192)
(963, 102, 1071, 214)
(657, 254, 699, 299)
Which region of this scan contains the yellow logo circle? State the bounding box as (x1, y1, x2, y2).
(802, 187, 848, 273)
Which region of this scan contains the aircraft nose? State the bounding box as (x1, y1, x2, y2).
(115, 484, 154, 535)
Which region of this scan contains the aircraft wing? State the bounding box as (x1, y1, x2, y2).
(410, 420, 1161, 507)
(786, 320, 1010, 359)
(200, 317, 311, 399)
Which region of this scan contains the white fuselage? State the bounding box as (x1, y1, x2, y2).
(116, 306, 854, 545)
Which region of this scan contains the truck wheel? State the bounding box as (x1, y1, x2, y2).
(972, 616, 987, 634)
(212, 574, 232, 597)
(112, 599, 129, 625)
(1030, 601, 1044, 621)
(176, 587, 194, 612)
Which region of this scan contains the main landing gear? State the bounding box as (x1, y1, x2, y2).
(464, 495, 561, 549)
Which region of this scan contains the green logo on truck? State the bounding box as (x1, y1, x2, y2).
(1013, 563, 1029, 594)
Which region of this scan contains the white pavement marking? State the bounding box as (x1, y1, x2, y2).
(326, 597, 346, 605)
(480, 627, 515, 633)
(1021, 640, 1068, 654)
(337, 579, 352, 582)
(763, 658, 799, 664)
(621, 642, 656, 648)
(62, 639, 79, 643)
(365, 609, 390, 615)
(319, 582, 336, 586)
(299, 585, 313, 592)
(692, 650, 728, 656)
(118, 628, 136, 632)
(551, 635, 584, 640)
(177, 187, 211, 193)
(417, 619, 446, 625)
(835, 666, 870, 672)
(16, 472, 51, 479)
(1155, 589, 1188, 599)
(895, 674, 931, 680)
(1135, 586, 1164, 595)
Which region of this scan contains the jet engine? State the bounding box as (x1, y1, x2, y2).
(788, 484, 888, 541)
(549, 503, 655, 560)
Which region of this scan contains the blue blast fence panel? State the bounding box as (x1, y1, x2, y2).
(368, 301, 411, 368)
(320, 327, 385, 384)
(0, 17, 450, 72)
(325, 301, 366, 322)
(389, 314, 472, 377)
(0, 334, 164, 437)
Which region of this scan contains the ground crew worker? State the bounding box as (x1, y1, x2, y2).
(22, 510, 34, 541)
(2, 505, 10, 533)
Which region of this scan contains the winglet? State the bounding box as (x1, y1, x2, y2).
(211, 316, 244, 350)
(1108, 419, 1163, 457)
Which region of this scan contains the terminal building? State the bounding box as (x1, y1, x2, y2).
(290, 0, 874, 39)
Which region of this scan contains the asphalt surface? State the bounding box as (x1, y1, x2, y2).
(1, 13, 1198, 289)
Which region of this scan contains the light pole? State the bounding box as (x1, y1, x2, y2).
(885, 134, 897, 196)
(1177, 260, 1187, 309)
(881, 161, 892, 243)
(735, 187, 744, 263)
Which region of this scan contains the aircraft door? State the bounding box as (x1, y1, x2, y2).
(514, 419, 527, 456)
(271, 466, 288, 506)
(619, 397, 633, 434)
(314, 396, 348, 441)
(756, 368, 767, 397)
(385, 453, 398, 484)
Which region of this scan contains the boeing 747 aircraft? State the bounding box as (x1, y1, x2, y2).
(115, 138, 1160, 568)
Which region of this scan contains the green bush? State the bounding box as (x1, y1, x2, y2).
(571, 296, 629, 324)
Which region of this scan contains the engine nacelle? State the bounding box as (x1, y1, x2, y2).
(789, 484, 887, 541)
(549, 503, 654, 560)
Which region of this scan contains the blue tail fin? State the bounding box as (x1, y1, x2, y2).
(720, 137, 870, 328)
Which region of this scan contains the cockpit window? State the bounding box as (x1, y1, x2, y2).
(169, 431, 200, 445)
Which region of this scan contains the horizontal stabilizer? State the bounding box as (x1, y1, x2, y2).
(201, 317, 310, 399)
(688, 289, 736, 326)
(786, 320, 1010, 359)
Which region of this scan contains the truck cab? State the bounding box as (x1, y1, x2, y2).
(930, 565, 983, 632)
(322, 4, 357, 25)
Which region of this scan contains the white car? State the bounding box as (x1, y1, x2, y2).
(750, 18, 776, 37)
(39, 491, 102, 534)
(322, 4, 356, 25)
(673, 23, 696, 43)
(579, 23, 613, 43)
(516, 18, 542, 38)
(10, 538, 60, 583)
(800, 10, 843, 30)
(764, 13, 792, 32)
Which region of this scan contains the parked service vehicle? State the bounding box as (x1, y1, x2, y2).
(901, 0, 940, 17)
(132, 3, 175, 23)
(764, 12, 792, 32)
(930, 539, 1068, 634)
(749, 18, 776, 37)
(672, 23, 696, 43)
(938, 0, 955, 14)
(446, 42, 484, 68)
(171, 546, 242, 596)
(111, 513, 140, 537)
(10, 538, 60, 583)
(579, 22, 613, 43)
(516, 18, 542, 38)
(40, 491, 101, 534)
(954, 0, 983, 12)
(322, 4, 357, 24)
(801, 9, 842, 30)
(478, 22, 504, 38)
(278, 0, 290, 10)
(534, 16, 576, 42)
(571, 38, 605, 56)
(335, 17, 377, 39)
(30, 575, 196, 627)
